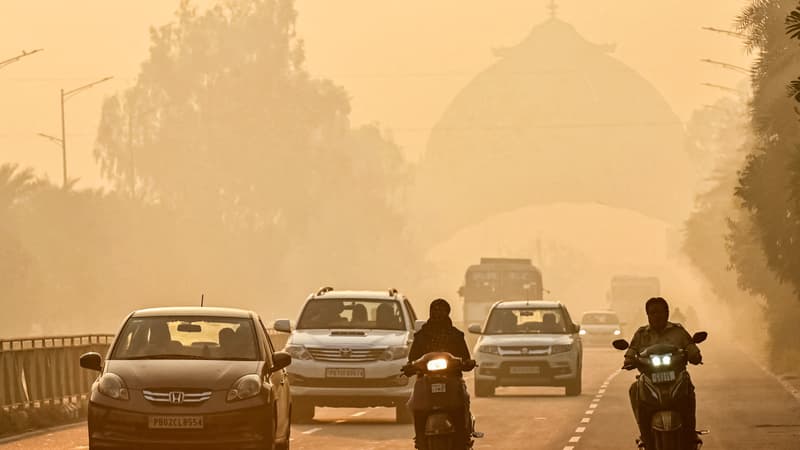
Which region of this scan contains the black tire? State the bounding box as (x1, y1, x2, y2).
(474, 379, 495, 397)
(291, 400, 315, 424)
(427, 434, 452, 450)
(395, 404, 413, 424)
(565, 370, 582, 396)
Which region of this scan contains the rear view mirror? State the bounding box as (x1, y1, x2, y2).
(80, 352, 103, 372)
(177, 323, 202, 332)
(271, 351, 292, 372)
(468, 324, 482, 335)
(692, 331, 708, 344)
(414, 320, 426, 332)
(573, 323, 581, 333)
(612, 339, 629, 351)
(273, 319, 292, 333)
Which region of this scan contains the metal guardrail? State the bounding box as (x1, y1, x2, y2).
(0, 335, 114, 409)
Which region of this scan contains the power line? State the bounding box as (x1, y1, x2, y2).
(0, 49, 44, 70)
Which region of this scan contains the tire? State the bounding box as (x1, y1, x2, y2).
(565, 370, 582, 396)
(474, 379, 495, 397)
(395, 404, 413, 424)
(427, 434, 453, 450)
(291, 400, 315, 424)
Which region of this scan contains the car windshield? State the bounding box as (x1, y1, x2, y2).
(111, 316, 259, 360)
(484, 308, 569, 334)
(581, 313, 620, 325)
(297, 299, 405, 330)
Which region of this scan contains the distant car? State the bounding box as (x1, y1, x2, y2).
(274, 287, 419, 424)
(80, 306, 292, 450)
(579, 310, 624, 346)
(469, 300, 583, 397)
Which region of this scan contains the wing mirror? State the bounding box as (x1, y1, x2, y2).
(414, 320, 426, 332)
(80, 352, 103, 372)
(573, 323, 581, 333)
(271, 351, 292, 372)
(612, 339, 630, 351)
(273, 319, 292, 333)
(692, 331, 708, 344)
(468, 324, 482, 335)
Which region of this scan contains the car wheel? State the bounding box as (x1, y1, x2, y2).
(565, 368, 582, 396)
(474, 379, 495, 397)
(291, 399, 315, 424)
(395, 404, 413, 424)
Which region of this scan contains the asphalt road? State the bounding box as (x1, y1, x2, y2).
(2, 342, 798, 449)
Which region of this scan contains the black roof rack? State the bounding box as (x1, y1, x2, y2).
(388, 288, 398, 297)
(316, 286, 334, 296)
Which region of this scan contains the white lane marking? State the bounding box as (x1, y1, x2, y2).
(302, 427, 322, 435)
(589, 403, 598, 408)
(335, 419, 346, 423)
(535, 417, 547, 420)
(599, 388, 606, 394)
(585, 409, 595, 415)
(563, 447, 575, 450)
(576, 426, 586, 433)
(351, 411, 366, 417)
(569, 436, 581, 443)
(581, 417, 591, 423)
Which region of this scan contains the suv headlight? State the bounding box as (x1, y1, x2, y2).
(551, 344, 573, 354)
(478, 345, 500, 355)
(227, 374, 262, 401)
(285, 344, 313, 360)
(381, 345, 409, 361)
(97, 373, 129, 401)
(579, 329, 587, 335)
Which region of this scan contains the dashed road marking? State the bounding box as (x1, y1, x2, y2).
(351, 411, 366, 417)
(581, 417, 590, 423)
(565, 368, 621, 449)
(302, 427, 322, 435)
(576, 427, 586, 433)
(569, 436, 581, 443)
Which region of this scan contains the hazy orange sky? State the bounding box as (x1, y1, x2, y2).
(1, 1, 751, 187)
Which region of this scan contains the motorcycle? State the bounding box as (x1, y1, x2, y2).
(612, 332, 709, 450)
(401, 352, 483, 450)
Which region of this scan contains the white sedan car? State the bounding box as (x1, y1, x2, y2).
(469, 301, 583, 397)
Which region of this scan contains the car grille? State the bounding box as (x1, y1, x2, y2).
(307, 347, 385, 362)
(498, 345, 550, 356)
(289, 374, 408, 388)
(143, 389, 212, 404)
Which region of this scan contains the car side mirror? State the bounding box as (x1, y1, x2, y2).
(80, 352, 103, 372)
(273, 319, 292, 333)
(573, 323, 581, 333)
(692, 331, 708, 344)
(620, 321, 627, 326)
(468, 324, 482, 335)
(414, 320, 425, 332)
(271, 352, 292, 372)
(612, 339, 629, 351)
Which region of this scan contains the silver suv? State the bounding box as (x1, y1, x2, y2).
(274, 287, 419, 423)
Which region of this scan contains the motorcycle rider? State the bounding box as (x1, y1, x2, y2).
(406, 298, 475, 449)
(624, 297, 702, 448)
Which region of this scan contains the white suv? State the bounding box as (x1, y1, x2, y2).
(274, 287, 419, 423)
(468, 300, 583, 397)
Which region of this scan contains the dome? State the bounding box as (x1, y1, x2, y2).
(413, 18, 691, 242)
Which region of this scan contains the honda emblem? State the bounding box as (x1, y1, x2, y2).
(169, 391, 185, 405)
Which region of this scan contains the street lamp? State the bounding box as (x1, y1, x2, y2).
(0, 49, 44, 70)
(57, 76, 114, 189)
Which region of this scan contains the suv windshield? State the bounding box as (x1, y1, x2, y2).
(297, 299, 405, 330)
(111, 316, 259, 360)
(581, 312, 620, 325)
(484, 308, 569, 334)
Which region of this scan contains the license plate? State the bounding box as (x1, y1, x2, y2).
(325, 368, 365, 378)
(510, 366, 541, 375)
(148, 416, 203, 429)
(652, 371, 676, 383)
(431, 383, 446, 393)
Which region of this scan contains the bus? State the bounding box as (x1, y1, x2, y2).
(458, 257, 544, 328)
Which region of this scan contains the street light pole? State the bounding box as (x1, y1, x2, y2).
(0, 49, 44, 70)
(58, 76, 113, 189)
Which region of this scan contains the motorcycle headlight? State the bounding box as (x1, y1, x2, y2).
(227, 374, 262, 401)
(381, 345, 410, 361)
(579, 329, 587, 335)
(285, 344, 313, 360)
(97, 373, 129, 401)
(613, 329, 621, 336)
(661, 354, 672, 366)
(478, 345, 500, 355)
(426, 358, 448, 372)
(551, 344, 573, 354)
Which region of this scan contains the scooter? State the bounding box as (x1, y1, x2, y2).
(612, 332, 709, 450)
(402, 352, 483, 450)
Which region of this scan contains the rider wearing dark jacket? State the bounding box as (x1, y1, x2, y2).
(407, 298, 474, 449)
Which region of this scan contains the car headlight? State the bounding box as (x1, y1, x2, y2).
(97, 373, 129, 401)
(613, 329, 621, 336)
(227, 374, 262, 401)
(478, 345, 500, 355)
(285, 344, 313, 360)
(579, 329, 587, 335)
(381, 345, 410, 361)
(426, 358, 448, 371)
(551, 344, 573, 354)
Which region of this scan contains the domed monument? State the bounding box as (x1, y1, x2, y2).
(413, 9, 692, 244)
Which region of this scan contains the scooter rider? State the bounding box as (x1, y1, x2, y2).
(406, 298, 476, 449)
(624, 297, 702, 447)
